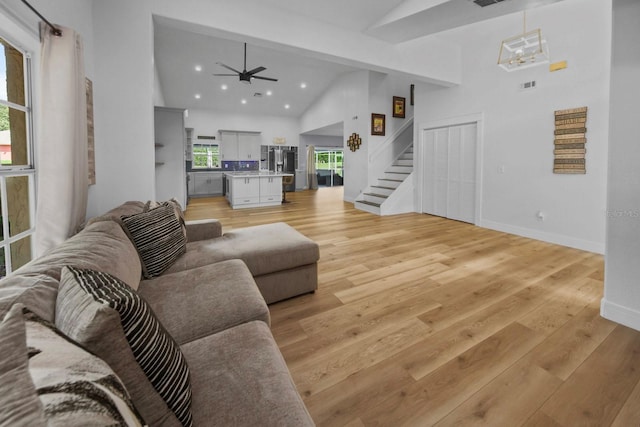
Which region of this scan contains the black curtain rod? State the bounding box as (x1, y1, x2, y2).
(20, 0, 62, 36)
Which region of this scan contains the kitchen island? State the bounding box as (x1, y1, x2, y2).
(224, 172, 294, 209)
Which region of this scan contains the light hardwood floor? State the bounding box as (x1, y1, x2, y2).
(185, 188, 640, 427)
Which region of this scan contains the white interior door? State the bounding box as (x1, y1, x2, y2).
(421, 123, 477, 224)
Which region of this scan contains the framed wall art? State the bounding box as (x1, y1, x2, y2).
(393, 96, 405, 118)
(371, 113, 385, 136)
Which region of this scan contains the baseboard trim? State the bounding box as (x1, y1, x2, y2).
(479, 220, 604, 254)
(601, 298, 640, 332)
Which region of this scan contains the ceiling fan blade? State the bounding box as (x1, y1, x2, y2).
(246, 66, 266, 75)
(251, 75, 278, 82)
(216, 62, 241, 74)
(212, 74, 238, 77)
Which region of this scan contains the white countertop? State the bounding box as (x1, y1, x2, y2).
(224, 171, 293, 178)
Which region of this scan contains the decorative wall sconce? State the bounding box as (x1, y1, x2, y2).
(347, 133, 362, 152)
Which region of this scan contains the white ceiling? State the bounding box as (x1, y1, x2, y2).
(154, 24, 359, 118)
(154, 0, 564, 124)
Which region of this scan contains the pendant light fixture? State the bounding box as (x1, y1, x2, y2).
(498, 11, 549, 72)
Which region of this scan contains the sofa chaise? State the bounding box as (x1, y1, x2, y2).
(0, 200, 318, 426)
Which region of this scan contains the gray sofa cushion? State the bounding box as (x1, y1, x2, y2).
(185, 219, 222, 242)
(55, 267, 185, 427)
(12, 219, 141, 288)
(138, 259, 269, 345)
(181, 321, 314, 427)
(0, 274, 59, 324)
(0, 220, 142, 322)
(83, 201, 146, 229)
(166, 222, 319, 277)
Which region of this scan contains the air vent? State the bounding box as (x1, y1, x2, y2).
(473, 0, 506, 7)
(520, 80, 537, 90)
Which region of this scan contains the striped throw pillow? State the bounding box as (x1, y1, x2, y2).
(120, 204, 186, 278)
(60, 266, 193, 427)
(144, 199, 187, 240)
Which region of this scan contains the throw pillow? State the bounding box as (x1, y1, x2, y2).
(0, 303, 143, 426)
(144, 198, 187, 240)
(56, 266, 193, 427)
(23, 305, 144, 426)
(120, 203, 186, 278)
(0, 304, 45, 427)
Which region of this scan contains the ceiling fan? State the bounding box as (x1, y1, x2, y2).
(213, 43, 278, 84)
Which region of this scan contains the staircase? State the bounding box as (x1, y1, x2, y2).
(355, 145, 414, 215)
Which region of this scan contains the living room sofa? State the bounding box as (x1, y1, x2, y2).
(0, 201, 317, 426)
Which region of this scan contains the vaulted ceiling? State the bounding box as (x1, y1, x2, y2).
(154, 0, 564, 118)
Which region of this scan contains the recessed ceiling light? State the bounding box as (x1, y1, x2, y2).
(241, 99, 247, 104)
(221, 84, 228, 90)
(194, 65, 202, 72)
(194, 94, 201, 99)
(300, 82, 307, 89)
(266, 90, 272, 96)
(284, 104, 290, 109)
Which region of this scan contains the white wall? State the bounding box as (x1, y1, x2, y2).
(154, 107, 185, 206)
(88, 0, 155, 218)
(153, 62, 166, 107)
(184, 108, 300, 148)
(300, 70, 370, 202)
(414, 0, 611, 253)
(601, 0, 640, 330)
(300, 135, 343, 148)
(368, 72, 415, 185)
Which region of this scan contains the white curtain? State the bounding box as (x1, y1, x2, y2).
(35, 24, 88, 256)
(306, 145, 318, 190)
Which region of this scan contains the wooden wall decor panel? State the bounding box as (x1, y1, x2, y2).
(554, 106, 587, 174)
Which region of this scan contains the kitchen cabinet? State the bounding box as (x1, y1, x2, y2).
(219, 131, 261, 161)
(228, 175, 261, 207)
(188, 172, 223, 197)
(185, 127, 193, 161)
(225, 172, 290, 209)
(259, 176, 282, 204)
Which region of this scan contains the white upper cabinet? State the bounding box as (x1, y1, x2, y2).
(219, 131, 261, 161)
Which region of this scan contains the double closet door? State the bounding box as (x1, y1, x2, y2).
(421, 123, 477, 224)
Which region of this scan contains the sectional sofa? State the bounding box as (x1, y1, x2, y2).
(0, 200, 318, 426)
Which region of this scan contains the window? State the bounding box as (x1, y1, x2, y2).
(315, 149, 343, 187)
(0, 36, 35, 277)
(192, 143, 220, 169)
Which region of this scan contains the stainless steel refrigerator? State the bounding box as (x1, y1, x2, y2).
(282, 150, 296, 192)
(268, 148, 296, 192)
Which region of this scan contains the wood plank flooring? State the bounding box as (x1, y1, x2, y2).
(185, 188, 640, 427)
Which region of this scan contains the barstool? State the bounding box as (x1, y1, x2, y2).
(282, 175, 294, 203)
